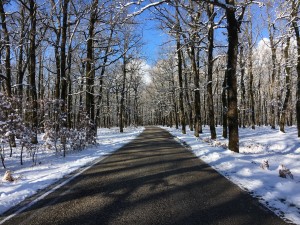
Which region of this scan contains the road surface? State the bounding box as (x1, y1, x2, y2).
(0, 127, 288, 225)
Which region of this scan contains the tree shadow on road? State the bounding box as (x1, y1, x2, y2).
(1, 127, 290, 225)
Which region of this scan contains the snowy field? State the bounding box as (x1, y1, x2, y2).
(162, 125, 300, 224)
(0, 127, 144, 216)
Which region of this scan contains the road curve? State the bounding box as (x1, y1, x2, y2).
(1, 127, 288, 225)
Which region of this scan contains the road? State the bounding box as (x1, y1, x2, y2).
(0, 127, 288, 225)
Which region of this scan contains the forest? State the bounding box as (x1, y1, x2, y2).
(0, 0, 300, 169)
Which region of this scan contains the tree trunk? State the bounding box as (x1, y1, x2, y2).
(29, 0, 38, 144)
(120, 59, 126, 133)
(60, 0, 69, 105)
(269, 26, 277, 129)
(174, 102, 179, 129)
(280, 36, 291, 132)
(38, 53, 44, 100)
(222, 74, 228, 138)
(106, 89, 111, 128)
(183, 58, 193, 131)
(175, 8, 186, 134)
(225, 0, 240, 152)
(17, 6, 26, 100)
(248, 39, 255, 129)
(239, 46, 246, 128)
(207, 3, 216, 139)
(291, 1, 300, 136)
(86, 0, 98, 133)
(0, 1, 12, 97)
(190, 46, 201, 137)
(67, 46, 72, 128)
(257, 71, 262, 126)
(54, 39, 61, 100)
(59, 0, 69, 150)
(38, 53, 45, 133)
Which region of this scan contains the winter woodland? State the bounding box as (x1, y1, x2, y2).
(0, 0, 300, 188)
(0, 0, 300, 223)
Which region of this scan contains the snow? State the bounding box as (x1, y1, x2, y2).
(0, 127, 144, 216)
(2, 125, 300, 223)
(162, 125, 300, 225)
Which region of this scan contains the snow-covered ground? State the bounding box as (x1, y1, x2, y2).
(162, 125, 300, 224)
(0, 127, 144, 216)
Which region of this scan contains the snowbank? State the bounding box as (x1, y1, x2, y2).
(0, 127, 144, 215)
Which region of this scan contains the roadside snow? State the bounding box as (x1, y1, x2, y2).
(0, 127, 144, 215)
(162, 125, 300, 225)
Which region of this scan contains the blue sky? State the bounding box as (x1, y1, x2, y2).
(141, 22, 164, 66)
(137, 2, 269, 67)
(138, 9, 166, 66)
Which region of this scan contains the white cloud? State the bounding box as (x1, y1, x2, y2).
(140, 60, 152, 85)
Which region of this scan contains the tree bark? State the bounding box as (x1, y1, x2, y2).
(222, 73, 228, 138)
(29, 0, 38, 144)
(291, 1, 300, 137)
(280, 36, 291, 132)
(17, 6, 27, 100)
(60, 0, 69, 105)
(248, 28, 255, 130)
(54, 38, 61, 100)
(225, 0, 241, 152)
(175, 6, 186, 134)
(207, 3, 216, 139)
(86, 0, 98, 131)
(0, 1, 12, 97)
(67, 21, 72, 129)
(171, 77, 179, 129)
(50, 0, 61, 101)
(120, 60, 126, 133)
(191, 46, 201, 137)
(183, 56, 193, 131)
(268, 24, 277, 129)
(239, 46, 246, 128)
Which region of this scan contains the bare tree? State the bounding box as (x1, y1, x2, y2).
(290, 1, 300, 137)
(0, 0, 12, 97)
(279, 35, 291, 132)
(175, 1, 186, 134)
(223, 0, 246, 152)
(206, 2, 216, 139)
(85, 0, 98, 134)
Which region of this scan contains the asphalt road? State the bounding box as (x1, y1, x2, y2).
(0, 127, 289, 225)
